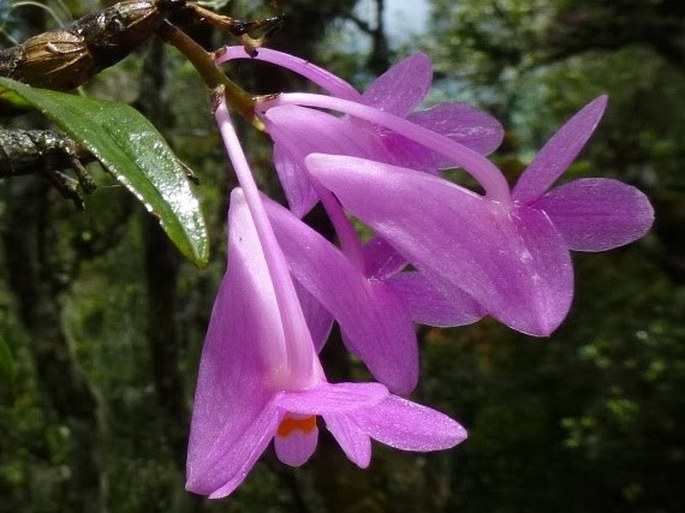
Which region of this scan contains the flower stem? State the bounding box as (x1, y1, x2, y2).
(158, 22, 262, 129)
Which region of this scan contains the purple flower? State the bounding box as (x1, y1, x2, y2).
(303, 96, 654, 336)
(217, 47, 503, 217)
(186, 189, 467, 498)
(185, 96, 467, 499)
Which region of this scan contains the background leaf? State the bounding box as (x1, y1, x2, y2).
(0, 78, 209, 267)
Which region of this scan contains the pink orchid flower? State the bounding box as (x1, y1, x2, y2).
(185, 94, 467, 499)
(301, 96, 654, 336)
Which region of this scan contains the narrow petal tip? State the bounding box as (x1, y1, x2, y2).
(356, 396, 468, 452)
(513, 95, 610, 204)
(362, 52, 433, 116)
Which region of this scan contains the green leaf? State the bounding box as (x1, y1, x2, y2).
(0, 333, 13, 403)
(0, 78, 209, 267)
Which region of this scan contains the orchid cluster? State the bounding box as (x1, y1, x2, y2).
(185, 48, 654, 498)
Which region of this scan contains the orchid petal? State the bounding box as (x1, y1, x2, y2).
(533, 178, 655, 252)
(265, 196, 420, 393)
(294, 280, 334, 353)
(229, 189, 317, 377)
(187, 186, 329, 497)
(378, 131, 443, 173)
(308, 154, 573, 336)
(508, 207, 574, 332)
(274, 423, 319, 467)
(362, 236, 407, 279)
(379, 102, 504, 171)
(336, 278, 419, 393)
(362, 53, 432, 116)
(387, 271, 485, 327)
(324, 414, 372, 468)
(265, 105, 394, 216)
(513, 96, 608, 204)
(266, 106, 392, 161)
(187, 398, 281, 498)
(277, 382, 388, 414)
(186, 196, 287, 487)
(273, 143, 319, 218)
(408, 103, 504, 156)
(353, 396, 467, 451)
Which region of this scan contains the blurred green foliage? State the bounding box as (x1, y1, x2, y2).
(0, 332, 12, 401)
(1, 0, 683, 512)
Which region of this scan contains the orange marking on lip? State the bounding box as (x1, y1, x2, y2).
(277, 415, 317, 437)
